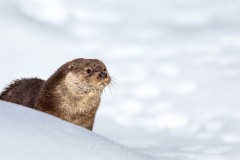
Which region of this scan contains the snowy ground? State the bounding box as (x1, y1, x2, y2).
(0, 101, 152, 160)
(0, 0, 240, 159)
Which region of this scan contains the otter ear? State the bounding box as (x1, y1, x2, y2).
(68, 62, 76, 70)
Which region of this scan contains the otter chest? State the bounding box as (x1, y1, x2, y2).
(60, 93, 101, 115)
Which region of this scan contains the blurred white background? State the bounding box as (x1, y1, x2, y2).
(0, 0, 240, 159)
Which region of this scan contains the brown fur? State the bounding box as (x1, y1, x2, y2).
(0, 58, 111, 130)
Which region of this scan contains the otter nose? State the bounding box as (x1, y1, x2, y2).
(99, 72, 107, 79)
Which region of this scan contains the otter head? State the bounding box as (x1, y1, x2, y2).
(64, 58, 111, 96)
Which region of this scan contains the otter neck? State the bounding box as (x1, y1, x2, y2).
(54, 82, 102, 129)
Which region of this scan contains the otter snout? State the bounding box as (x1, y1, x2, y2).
(99, 72, 108, 79)
(98, 72, 111, 87)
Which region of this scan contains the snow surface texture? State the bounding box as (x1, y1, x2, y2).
(0, 0, 240, 159)
(0, 101, 152, 160)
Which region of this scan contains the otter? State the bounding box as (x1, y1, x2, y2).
(0, 58, 111, 130)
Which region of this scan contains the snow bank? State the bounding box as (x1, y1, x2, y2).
(0, 101, 151, 160)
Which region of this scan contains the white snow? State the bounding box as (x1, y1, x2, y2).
(0, 101, 151, 160)
(0, 0, 240, 159)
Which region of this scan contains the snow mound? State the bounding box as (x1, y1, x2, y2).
(0, 101, 152, 160)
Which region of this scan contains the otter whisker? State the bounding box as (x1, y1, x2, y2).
(110, 80, 120, 89)
(111, 77, 120, 87)
(111, 76, 120, 83)
(100, 83, 114, 98)
(103, 89, 106, 97)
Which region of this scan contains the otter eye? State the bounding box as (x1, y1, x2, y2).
(85, 68, 92, 74)
(103, 68, 106, 72)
